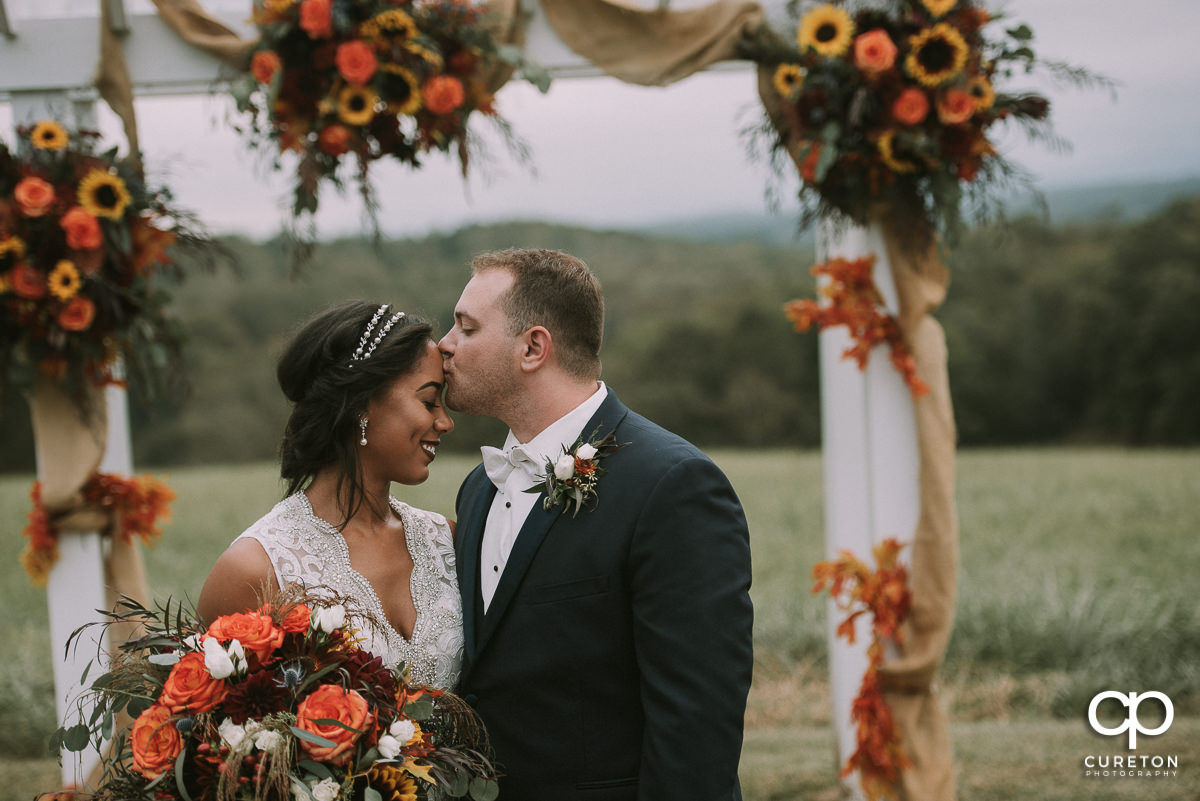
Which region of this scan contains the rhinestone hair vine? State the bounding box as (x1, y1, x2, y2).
(349, 304, 406, 366)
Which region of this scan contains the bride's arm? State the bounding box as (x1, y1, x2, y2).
(197, 538, 278, 624)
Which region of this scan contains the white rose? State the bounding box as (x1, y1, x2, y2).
(575, 443, 598, 460)
(309, 777, 341, 801)
(388, 718, 416, 743)
(376, 733, 402, 760)
(203, 637, 234, 679)
(554, 453, 576, 480)
(218, 717, 247, 751)
(254, 728, 284, 751)
(312, 604, 347, 633)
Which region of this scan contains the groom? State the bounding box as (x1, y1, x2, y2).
(439, 248, 753, 801)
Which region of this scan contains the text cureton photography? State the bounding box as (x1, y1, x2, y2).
(1083, 690, 1181, 779)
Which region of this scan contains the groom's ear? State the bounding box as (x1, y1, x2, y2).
(518, 326, 553, 373)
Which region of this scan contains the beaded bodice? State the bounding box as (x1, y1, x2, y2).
(235, 493, 463, 690)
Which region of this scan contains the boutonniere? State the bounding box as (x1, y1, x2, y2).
(526, 429, 627, 517)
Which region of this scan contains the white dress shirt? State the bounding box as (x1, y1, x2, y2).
(478, 382, 608, 611)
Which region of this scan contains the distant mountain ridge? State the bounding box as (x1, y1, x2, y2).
(633, 177, 1200, 244)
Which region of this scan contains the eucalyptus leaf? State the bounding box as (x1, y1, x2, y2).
(296, 759, 335, 781)
(148, 652, 181, 666)
(175, 749, 195, 801)
(63, 724, 91, 753)
(290, 726, 337, 748)
(363, 788, 383, 801)
(469, 777, 500, 801)
(447, 768, 470, 798)
(404, 695, 435, 721)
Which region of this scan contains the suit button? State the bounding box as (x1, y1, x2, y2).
(464, 693, 479, 706)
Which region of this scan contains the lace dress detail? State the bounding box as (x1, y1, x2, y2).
(235, 494, 463, 690)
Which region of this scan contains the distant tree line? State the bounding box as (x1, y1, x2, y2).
(1, 197, 1197, 473)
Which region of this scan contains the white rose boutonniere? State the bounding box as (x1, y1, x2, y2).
(527, 429, 627, 517)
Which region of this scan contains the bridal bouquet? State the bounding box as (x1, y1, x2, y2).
(55, 592, 498, 801)
(0, 121, 219, 406)
(745, 0, 1109, 246)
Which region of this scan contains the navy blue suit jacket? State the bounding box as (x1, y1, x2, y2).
(454, 389, 753, 801)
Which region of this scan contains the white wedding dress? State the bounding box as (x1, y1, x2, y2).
(234, 493, 464, 690)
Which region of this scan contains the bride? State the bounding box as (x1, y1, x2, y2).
(197, 300, 462, 690)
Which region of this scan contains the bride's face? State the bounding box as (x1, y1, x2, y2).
(361, 341, 454, 485)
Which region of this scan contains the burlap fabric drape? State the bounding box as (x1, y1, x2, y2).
(873, 220, 959, 801)
(27, 378, 151, 672)
(540, 0, 766, 85)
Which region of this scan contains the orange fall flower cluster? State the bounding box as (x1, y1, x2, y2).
(21, 472, 174, 586)
(812, 537, 913, 801)
(785, 255, 929, 397)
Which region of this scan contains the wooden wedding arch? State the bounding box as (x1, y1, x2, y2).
(1, 2, 958, 799)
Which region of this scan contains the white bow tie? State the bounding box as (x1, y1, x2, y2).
(480, 444, 540, 490)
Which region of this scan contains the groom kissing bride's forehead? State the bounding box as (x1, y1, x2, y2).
(440, 248, 754, 801)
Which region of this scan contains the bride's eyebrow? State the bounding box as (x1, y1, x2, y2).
(416, 381, 443, 393)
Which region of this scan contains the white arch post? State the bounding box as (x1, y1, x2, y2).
(816, 221, 921, 799)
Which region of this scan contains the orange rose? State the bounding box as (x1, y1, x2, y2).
(295, 685, 374, 766)
(336, 40, 377, 86)
(58, 296, 96, 331)
(251, 50, 282, 84)
(158, 651, 229, 714)
(937, 87, 976, 124)
(205, 611, 285, 663)
(11, 263, 47, 299)
(60, 206, 103, 250)
(130, 705, 182, 779)
(892, 87, 930, 125)
(300, 0, 333, 39)
(14, 176, 56, 217)
(853, 29, 897, 75)
(422, 75, 465, 115)
(279, 603, 313, 633)
(318, 124, 353, 156)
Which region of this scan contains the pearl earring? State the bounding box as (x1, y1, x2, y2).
(359, 418, 368, 446)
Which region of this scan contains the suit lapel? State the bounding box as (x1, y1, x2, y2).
(473, 389, 631, 659)
(455, 466, 494, 665)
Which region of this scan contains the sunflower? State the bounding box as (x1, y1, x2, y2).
(905, 23, 970, 87)
(380, 67, 423, 116)
(403, 41, 444, 71)
(967, 74, 995, 110)
(77, 169, 133, 220)
(773, 64, 805, 99)
(920, 0, 958, 16)
(337, 85, 380, 126)
(31, 120, 69, 151)
(877, 131, 919, 173)
(366, 765, 418, 801)
(0, 235, 26, 261)
(798, 4, 855, 58)
(47, 260, 82, 301)
(361, 9, 419, 41)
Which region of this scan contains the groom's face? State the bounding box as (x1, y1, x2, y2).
(439, 269, 522, 417)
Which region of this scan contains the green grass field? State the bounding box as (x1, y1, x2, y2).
(2, 448, 1198, 799)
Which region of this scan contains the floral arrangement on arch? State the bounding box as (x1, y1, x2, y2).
(54, 591, 499, 801)
(812, 537, 913, 801)
(21, 471, 174, 587)
(745, 0, 1110, 246)
(784, 253, 928, 397)
(231, 0, 543, 242)
(0, 121, 220, 406)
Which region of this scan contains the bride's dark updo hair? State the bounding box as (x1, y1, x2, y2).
(276, 300, 434, 525)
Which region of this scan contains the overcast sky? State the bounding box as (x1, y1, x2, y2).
(3, 0, 1197, 239)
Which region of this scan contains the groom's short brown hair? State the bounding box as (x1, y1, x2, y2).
(472, 248, 604, 380)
